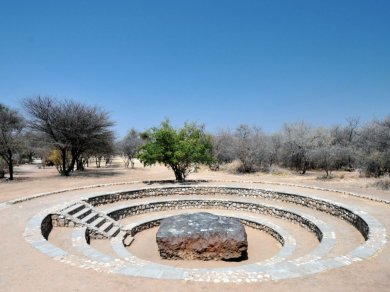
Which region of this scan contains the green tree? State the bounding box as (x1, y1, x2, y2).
(138, 120, 214, 181)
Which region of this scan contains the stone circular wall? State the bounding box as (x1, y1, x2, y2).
(24, 184, 387, 283)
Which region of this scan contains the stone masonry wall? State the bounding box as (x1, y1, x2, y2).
(85, 186, 369, 240)
(41, 214, 53, 240)
(108, 199, 323, 241)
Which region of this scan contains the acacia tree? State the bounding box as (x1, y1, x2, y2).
(117, 129, 143, 168)
(233, 125, 269, 172)
(280, 122, 314, 174)
(309, 145, 349, 177)
(23, 96, 114, 176)
(81, 132, 115, 169)
(211, 129, 235, 168)
(92, 136, 115, 168)
(17, 130, 48, 164)
(0, 104, 25, 180)
(358, 116, 390, 177)
(330, 117, 360, 170)
(19, 130, 36, 163)
(138, 120, 214, 181)
(268, 133, 283, 167)
(0, 157, 6, 178)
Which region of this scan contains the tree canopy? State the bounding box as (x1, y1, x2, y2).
(117, 128, 143, 168)
(23, 96, 115, 176)
(0, 104, 25, 180)
(138, 120, 214, 181)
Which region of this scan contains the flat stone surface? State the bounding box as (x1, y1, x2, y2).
(156, 212, 248, 260)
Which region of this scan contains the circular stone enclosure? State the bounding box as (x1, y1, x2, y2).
(24, 184, 387, 284)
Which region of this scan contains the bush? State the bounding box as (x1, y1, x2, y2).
(371, 179, 390, 190)
(268, 165, 290, 176)
(219, 160, 242, 173)
(316, 174, 335, 180)
(362, 152, 387, 177)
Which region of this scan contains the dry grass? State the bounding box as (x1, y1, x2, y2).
(267, 166, 291, 176)
(219, 160, 242, 173)
(371, 178, 390, 190)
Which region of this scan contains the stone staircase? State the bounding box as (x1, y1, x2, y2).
(58, 201, 129, 240)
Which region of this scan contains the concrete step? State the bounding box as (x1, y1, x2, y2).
(116, 231, 126, 239)
(100, 221, 113, 233)
(82, 212, 99, 224)
(62, 203, 85, 215)
(73, 207, 92, 220)
(123, 235, 134, 246)
(93, 217, 106, 228)
(59, 201, 127, 239)
(106, 226, 120, 238)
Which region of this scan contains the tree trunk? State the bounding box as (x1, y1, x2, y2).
(175, 171, 184, 181)
(61, 148, 67, 176)
(8, 159, 13, 180)
(348, 156, 353, 170)
(95, 157, 101, 168)
(28, 152, 33, 164)
(7, 149, 14, 180)
(76, 158, 84, 171)
(300, 158, 307, 174)
(300, 163, 307, 174)
(65, 154, 77, 176)
(172, 166, 184, 181)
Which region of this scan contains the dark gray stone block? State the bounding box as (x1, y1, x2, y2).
(156, 212, 248, 261)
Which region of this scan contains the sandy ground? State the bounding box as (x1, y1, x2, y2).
(1, 159, 388, 203)
(0, 159, 389, 292)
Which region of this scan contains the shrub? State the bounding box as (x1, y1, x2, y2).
(371, 179, 390, 190)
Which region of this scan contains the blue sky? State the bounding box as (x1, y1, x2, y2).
(1, 0, 389, 137)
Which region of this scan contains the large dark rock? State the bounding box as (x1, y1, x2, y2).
(156, 212, 248, 261)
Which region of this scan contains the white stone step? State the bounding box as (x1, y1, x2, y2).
(82, 212, 98, 224)
(62, 203, 85, 215)
(73, 207, 91, 220)
(123, 235, 134, 246)
(107, 226, 120, 238)
(100, 221, 113, 233)
(93, 217, 106, 228)
(116, 231, 126, 239)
